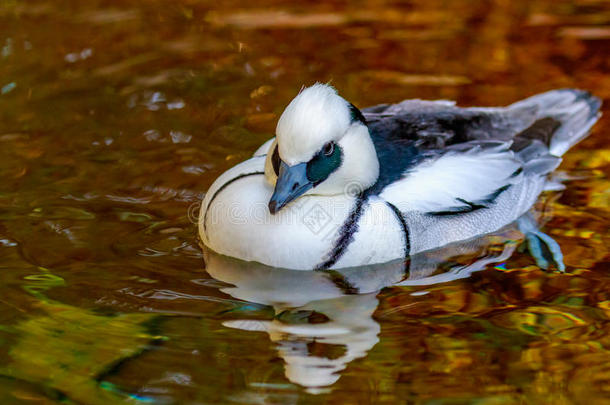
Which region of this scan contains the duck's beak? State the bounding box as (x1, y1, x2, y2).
(268, 161, 313, 214)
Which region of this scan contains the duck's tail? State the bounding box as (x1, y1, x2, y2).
(509, 89, 602, 157)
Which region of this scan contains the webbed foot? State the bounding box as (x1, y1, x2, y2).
(517, 213, 566, 272)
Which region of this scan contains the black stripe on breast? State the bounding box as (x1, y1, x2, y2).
(202, 171, 265, 238)
(314, 197, 367, 270)
(385, 201, 411, 276)
(384, 201, 411, 257)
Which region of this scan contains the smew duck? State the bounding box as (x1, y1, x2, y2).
(199, 84, 601, 270)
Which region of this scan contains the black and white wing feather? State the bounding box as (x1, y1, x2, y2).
(366, 89, 601, 215)
(378, 142, 522, 215)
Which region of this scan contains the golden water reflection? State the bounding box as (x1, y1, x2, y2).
(0, 0, 609, 403)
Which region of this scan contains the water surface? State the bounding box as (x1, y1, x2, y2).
(0, 0, 609, 403)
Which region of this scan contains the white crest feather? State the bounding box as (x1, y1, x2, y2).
(276, 83, 351, 165)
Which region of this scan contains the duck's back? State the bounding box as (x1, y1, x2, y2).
(363, 89, 601, 198)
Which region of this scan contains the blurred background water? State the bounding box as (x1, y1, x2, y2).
(0, 0, 609, 404)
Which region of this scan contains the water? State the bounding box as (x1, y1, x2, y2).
(0, 0, 609, 403)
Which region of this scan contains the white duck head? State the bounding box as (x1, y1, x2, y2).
(266, 83, 380, 214)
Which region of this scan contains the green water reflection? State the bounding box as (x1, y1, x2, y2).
(0, 0, 609, 403)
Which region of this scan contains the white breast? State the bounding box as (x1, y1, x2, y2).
(332, 197, 407, 269)
(200, 156, 360, 270)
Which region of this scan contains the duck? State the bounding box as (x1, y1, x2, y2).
(198, 84, 601, 270)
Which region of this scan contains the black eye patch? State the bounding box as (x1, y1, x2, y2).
(306, 142, 343, 185)
(271, 145, 280, 176)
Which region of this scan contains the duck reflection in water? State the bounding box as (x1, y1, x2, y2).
(202, 212, 563, 391)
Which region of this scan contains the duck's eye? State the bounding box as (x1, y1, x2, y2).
(306, 142, 343, 185)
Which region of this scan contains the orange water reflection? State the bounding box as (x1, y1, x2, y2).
(0, 0, 609, 403)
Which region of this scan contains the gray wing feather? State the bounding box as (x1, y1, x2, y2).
(368, 89, 601, 216)
(364, 89, 600, 168)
